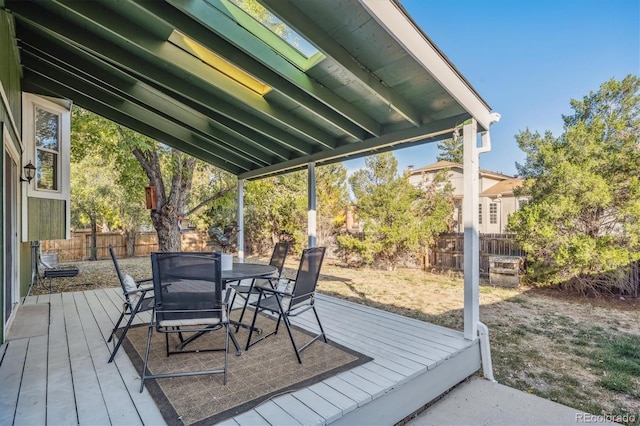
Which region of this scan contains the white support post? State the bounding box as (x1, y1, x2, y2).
(463, 119, 480, 340)
(237, 179, 245, 263)
(308, 162, 317, 248)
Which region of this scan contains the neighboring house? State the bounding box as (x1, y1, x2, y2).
(406, 160, 526, 233)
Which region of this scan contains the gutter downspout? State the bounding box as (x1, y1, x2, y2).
(464, 113, 500, 382)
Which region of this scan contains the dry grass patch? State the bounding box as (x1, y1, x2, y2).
(34, 256, 640, 423)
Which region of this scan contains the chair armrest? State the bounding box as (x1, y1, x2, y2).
(125, 286, 151, 296)
(254, 282, 293, 297)
(135, 277, 153, 286)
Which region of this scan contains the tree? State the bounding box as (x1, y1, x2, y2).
(71, 157, 116, 259)
(436, 137, 463, 163)
(244, 172, 307, 255)
(72, 106, 236, 253)
(71, 107, 150, 258)
(242, 164, 349, 256)
(316, 164, 349, 247)
(508, 75, 640, 293)
(337, 152, 453, 269)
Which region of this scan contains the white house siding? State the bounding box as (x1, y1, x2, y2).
(406, 162, 523, 233)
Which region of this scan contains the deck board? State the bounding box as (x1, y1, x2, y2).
(72, 291, 142, 426)
(254, 401, 302, 425)
(0, 287, 479, 426)
(273, 394, 325, 425)
(0, 338, 26, 425)
(15, 334, 48, 425)
(61, 292, 112, 425)
(291, 388, 343, 424)
(47, 293, 77, 425)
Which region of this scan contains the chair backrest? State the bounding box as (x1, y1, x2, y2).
(289, 247, 325, 309)
(110, 244, 131, 301)
(269, 242, 290, 276)
(150, 252, 222, 324)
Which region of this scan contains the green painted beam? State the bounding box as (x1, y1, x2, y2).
(168, 0, 382, 137)
(8, 3, 315, 157)
(239, 113, 470, 180)
(22, 64, 255, 173)
(125, 0, 370, 142)
(41, 0, 337, 150)
(261, 0, 422, 126)
(25, 73, 245, 174)
(19, 31, 284, 167)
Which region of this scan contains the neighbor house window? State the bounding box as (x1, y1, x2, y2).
(489, 203, 498, 224)
(478, 204, 483, 224)
(35, 107, 60, 191)
(518, 198, 529, 210)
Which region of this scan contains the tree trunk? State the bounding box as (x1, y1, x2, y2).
(132, 146, 195, 252)
(152, 204, 181, 252)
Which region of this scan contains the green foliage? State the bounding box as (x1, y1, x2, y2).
(436, 137, 463, 163)
(243, 164, 349, 256)
(508, 75, 640, 292)
(316, 164, 349, 245)
(339, 152, 453, 269)
(186, 164, 237, 230)
(70, 107, 150, 233)
(244, 172, 308, 255)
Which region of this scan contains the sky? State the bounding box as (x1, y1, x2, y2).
(343, 0, 640, 177)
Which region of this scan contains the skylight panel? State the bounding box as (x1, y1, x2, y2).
(169, 30, 272, 96)
(227, 0, 319, 59)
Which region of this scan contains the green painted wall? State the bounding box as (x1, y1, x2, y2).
(0, 8, 23, 343)
(1, 10, 22, 144)
(27, 198, 67, 241)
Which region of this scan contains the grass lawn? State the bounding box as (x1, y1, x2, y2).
(34, 255, 640, 423)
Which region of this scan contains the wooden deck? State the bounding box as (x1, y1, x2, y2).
(0, 288, 480, 425)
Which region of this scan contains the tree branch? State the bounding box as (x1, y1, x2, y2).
(183, 185, 235, 216)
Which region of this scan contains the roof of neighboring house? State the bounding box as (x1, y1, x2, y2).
(407, 161, 513, 180)
(480, 178, 524, 196)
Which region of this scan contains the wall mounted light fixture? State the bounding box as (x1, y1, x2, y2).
(20, 160, 36, 183)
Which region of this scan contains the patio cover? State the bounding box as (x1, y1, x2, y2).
(6, 0, 499, 348)
(7, 0, 495, 180)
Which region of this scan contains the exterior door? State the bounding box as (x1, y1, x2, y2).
(4, 132, 19, 328)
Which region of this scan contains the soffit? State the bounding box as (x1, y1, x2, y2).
(7, 0, 492, 179)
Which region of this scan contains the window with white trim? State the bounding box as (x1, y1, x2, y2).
(35, 106, 60, 191)
(22, 93, 71, 240)
(489, 203, 498, 224)
(478, 203, 483, 224)
(23, 93, 70, 199)
(518, 198, 529, 210)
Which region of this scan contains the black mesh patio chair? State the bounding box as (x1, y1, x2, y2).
(228, 242, 290, 330)
(107, 245, 154, 363)
(140, 252, 230, 392)
(245, 247, 327, 363)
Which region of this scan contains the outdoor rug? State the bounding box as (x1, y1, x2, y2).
(121, 310, 372, 425)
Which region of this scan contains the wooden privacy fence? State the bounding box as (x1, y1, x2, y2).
(40, 230, 210, 262)
(428, 233, 526, 276)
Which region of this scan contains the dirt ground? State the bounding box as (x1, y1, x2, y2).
(33, 256, 640, 423)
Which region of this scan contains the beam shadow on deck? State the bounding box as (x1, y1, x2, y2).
(0, 288, 480, 425)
